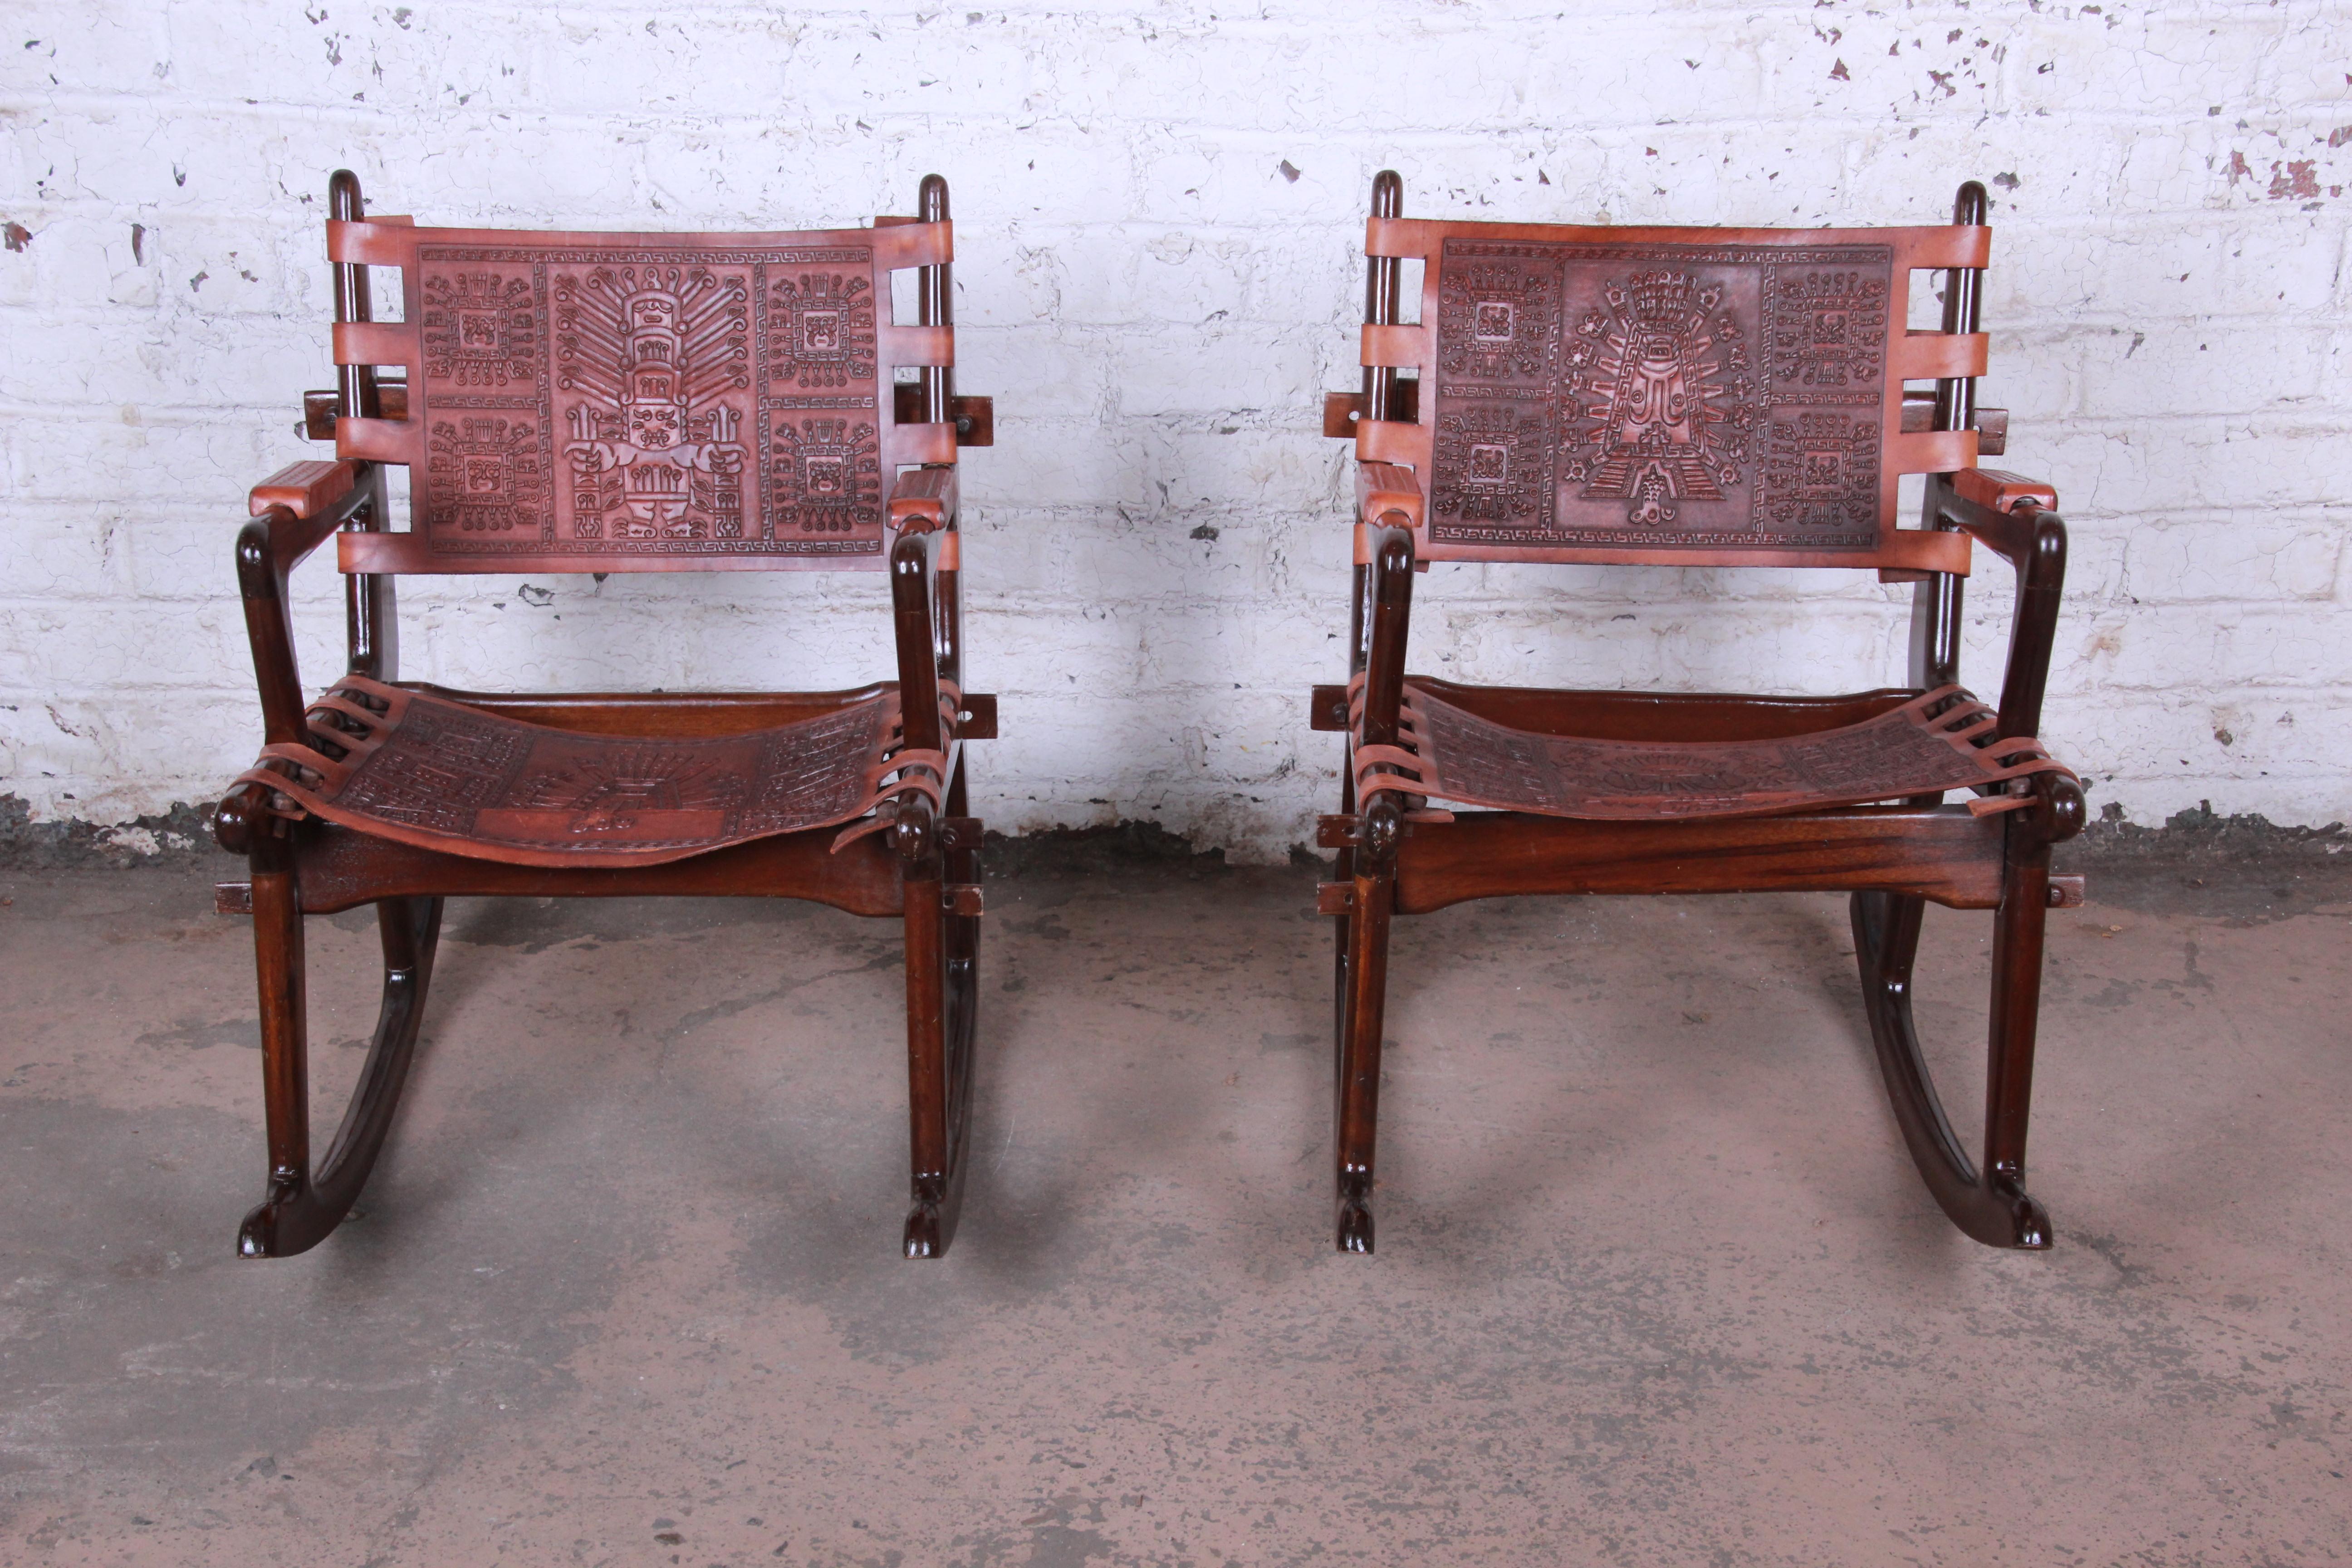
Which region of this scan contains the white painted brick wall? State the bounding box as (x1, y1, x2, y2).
(1, 0, 2345, 859)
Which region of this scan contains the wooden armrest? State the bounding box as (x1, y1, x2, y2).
(250, 460, 358, 520)
(1951, 467, 2058, 515)
(1323, 384, 1421, 436)
(888, 466, 959, 530)
(1356, 461, 1423, 528)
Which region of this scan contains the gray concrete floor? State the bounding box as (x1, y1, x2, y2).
(1, 854, 2348, 1566)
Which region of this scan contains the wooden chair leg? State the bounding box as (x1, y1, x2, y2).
(1335, 859, 1394, 1254)
(1851, 831, 2053, 1248)
(901, 872, 973, 1259)
(938, 820, 983, 1250)
(238, 868, 442, 1258)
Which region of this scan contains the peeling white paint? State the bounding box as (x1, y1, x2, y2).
(0, 0, 2346, 858)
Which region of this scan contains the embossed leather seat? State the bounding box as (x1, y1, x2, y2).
(216, 172, 993, 1260)
(1314, 172, 2084, 1254)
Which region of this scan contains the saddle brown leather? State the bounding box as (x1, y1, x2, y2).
(1351, 678, 2075, 822)
(234, 675, 957, 867)
(324, 217, 958, 575)
(1352, 220, 1990, 574)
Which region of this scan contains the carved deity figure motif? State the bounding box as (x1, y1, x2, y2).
(405, 241, 907, 559)
(553, 265, 753, 542)
(1424, 237, 1897, 555)
(1567, 270, 1747, 527)
(513, 744, 750, 837)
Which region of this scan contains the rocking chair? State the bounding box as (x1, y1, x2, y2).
(1314, 172, 2085, 1253)
(215, 172, 994, 1259)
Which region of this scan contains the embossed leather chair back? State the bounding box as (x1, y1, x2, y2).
(326, 215, 959, 574)
(1355, 217, 1989, 575)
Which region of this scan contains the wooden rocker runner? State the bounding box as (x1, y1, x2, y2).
(1315, 172, 2085, 1254)
(216, 171, 994, 1259)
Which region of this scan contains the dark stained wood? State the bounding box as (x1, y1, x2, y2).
(892, 384, 995, 446)
(249, 459, 358, 519)
(218, 170, 990, 1260)
(283, 814, 908, 918)
(1390, 805, 2009, 913)
(1954, 466, 2058, 515)
(1901, 391, 2006, 454)
(889, 465, 959, 531)
(1314, 172, 2083, 1254)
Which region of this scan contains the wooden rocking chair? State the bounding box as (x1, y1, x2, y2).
(215, 172, 994, 1259)
(1314, 172, 2085, 1254)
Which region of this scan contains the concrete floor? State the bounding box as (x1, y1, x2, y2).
(0, 853, 2347, 1567)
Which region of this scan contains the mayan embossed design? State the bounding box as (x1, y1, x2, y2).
(1764, 267, 1889, 389)
(1758, 410, 1880, 532)
(769, 269, 877, 389)
(287, 687, 899, 858)
(1426, 237, 1896, 554)
(335, 703, 533, 832)
(1564, 270, 1750, 528)
(407, 242, 896, 560)
(425, 416, 549, 534)
(1437, 259, 1559, 384)
(1431, 404, 1551, 527)
(554, 265, 754, 544)
(421, 270, 540, 389)
(773, 417, 882, 535)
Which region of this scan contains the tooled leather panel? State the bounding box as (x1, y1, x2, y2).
(231, 675, 942, 867)
(410, 241, 889, 564)
(1353, 681, 2074, 821)
(1427, 237, 1894, 554)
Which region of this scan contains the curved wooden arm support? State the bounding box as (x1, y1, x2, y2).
(1355, 524, 1416, 760)
(234, 466, 378, 752)
(1938, 480, 2068, 743)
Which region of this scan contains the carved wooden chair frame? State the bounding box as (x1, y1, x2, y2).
(1314, 172, 2085, 1254)
(216, 172, 995, 1260)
